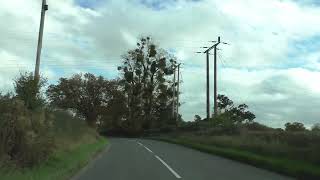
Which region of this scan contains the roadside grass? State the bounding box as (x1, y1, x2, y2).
(0, 136, 108, 180)
(150, 136, 320, 180)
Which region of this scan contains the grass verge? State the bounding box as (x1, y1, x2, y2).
(0, 137, 108, 180)
(149, 136, 320, 180)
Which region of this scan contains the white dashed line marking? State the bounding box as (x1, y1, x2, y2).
(143, 146, 154, 153)
(136, 141, 182, 179)
(155, 155, 182, 179)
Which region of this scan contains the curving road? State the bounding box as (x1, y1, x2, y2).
(72, 138, 294, 180)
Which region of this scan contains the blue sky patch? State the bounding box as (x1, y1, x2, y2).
(139, 0, 176, 10)
(139, 0, 201, 10)
(74, 0, 102, 9)
(293, 0, 320, 7)
(292, 35, 320, 53)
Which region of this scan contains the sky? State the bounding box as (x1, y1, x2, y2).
(1, 0, 320, 128)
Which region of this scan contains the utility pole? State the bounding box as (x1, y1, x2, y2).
(206, 51, 210, 121)
(204, 37, 221, 117)
(197, 36, 228, 120)
(172, 65, 177, 120)
(34, 0, 48, 81)
(204, 37, 220, 119)
(176, 63, 181, 123)
(213, 39, 219, 116)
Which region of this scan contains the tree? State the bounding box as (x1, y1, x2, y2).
(99, 80, 127, 134)
(47, 73, 114, 127)
(311, 123, 320, 132)
(230, 104, 256, 123)
(216, 94, 256, 124)
(194, 115, 202, 122)
(118, 37, 177, 134)
(14, 72, 46, 110)
(217, 94, 234, 112)
(285, 122, 306, 132)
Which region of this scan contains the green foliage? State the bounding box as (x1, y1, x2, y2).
(216, 94, 256, 124)
(177, 121, 199, 132)
(311, 123, 320, 132)
(230, 104, 256, 123)
(14, 72, 46, 110)
(243, 122, 273, 131)
(0, 98, 54, 167)
(285, 122, 306, 132)
(152, 137, 320, 180)
(98, 80, 127, 135)
(47, 73, 119, 128)
(194, 115, 201, 122)
(0, 94, 101, 169)
(217, 94, 234, 110)
(118, 37, 179, 134)
(0, 138, 107, 180)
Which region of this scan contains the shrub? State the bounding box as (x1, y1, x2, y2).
(14, 72, 46, 110)
(243, 122, 272, 131)
(0, 99, 54, 167)
(178, 121, 199, 132)
(311, 123, 320, 132)
(285, 122, 306, 132)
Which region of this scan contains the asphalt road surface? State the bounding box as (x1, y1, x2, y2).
(73, 138, 294, 180)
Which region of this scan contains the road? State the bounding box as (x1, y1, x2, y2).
(73, 138, 294, 180)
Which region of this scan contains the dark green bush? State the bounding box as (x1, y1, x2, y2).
(285, 122, 306, 132)
(312, 123, 320, 132)
(0, 99, 54, 167)
(243, 122, 272, 131)
(14, 72, 47, 110)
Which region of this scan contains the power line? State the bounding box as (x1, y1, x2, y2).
(218, 54, 227, 69)
(195, 36, 230, 121)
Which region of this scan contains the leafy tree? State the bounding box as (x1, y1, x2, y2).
(216, 94, 255, 124)
(311, 123, 320, 132)
(194, 115, 202, 122)
(14, 72, 46, 110)
(99, 80, 127, 134)
(118, 37, 177, 134)
(229, 104, 256, 123)
(217, 94, 234, 112)
(285, 122, 306, 132)
(47, 73, 114, 127)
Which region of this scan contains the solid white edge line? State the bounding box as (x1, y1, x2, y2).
(155, 155, 182, 179)
(137, 142, 143, 146)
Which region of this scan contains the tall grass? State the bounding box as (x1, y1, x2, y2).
(0, 100, 108, 180)
(150, 126, 320, 179)
(152, 136, 320, 180)
(0, 138, 107, 180)
(170, 130, 320, 165)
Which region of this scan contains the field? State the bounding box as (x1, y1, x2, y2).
(149, 128, 320, 179)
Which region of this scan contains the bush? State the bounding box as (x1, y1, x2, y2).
(14, 72, 46, 110)
(0, 99, 54, 167)
(243, 122, 272, 131)
(312, 123, 320, 132)
(285, 122, 306, 132)
(178, 121, 199, 132)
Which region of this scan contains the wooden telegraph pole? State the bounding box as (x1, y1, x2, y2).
(34, 0, 48, 80)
